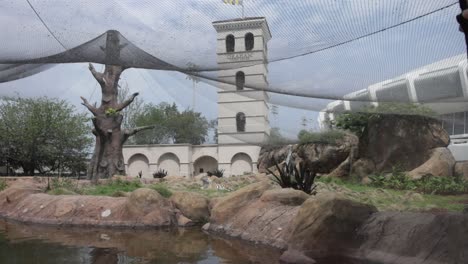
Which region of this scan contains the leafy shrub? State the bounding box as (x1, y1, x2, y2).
(298, 130, 346, 145)
(267, 160, 317, 195)
(151, 183, 173, 198)
(153, 169, 168, 179)
(207, 169, 224, 178)
(0, 179, 7, 192)
(369, 167, 468, 195)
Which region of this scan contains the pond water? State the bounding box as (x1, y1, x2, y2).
(0, 219, 366, 264)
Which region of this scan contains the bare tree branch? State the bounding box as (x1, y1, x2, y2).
(116, 92, 139, 111)
(88, 63, 104, 85)
(80, 96, 99, 116)
(123, 125, 155, 142)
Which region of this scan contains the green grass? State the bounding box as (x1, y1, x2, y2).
(0, 179, 7, 192)
(82, 179, 142, 196)
(150, 183, 173, 198)
(298, 130, 347, 145)
(184, 184, 231, 198)
(317, 176, 468, 212)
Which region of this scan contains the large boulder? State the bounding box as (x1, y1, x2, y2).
(355, 212, 468, 264)
(260, 188, 310, 206)
(357, 114, 449, 173)
(124, 188, 175, 225)
(454, 161, 468, 181)
(283, 192, 377, 259)
(209, 182, 303, 248)
(350, 158, 376, 179)
(210, 180, 272, 224)
(170, 191, 210, 222)
(408, 147, 455, 179)
(258, 133, 358, 175)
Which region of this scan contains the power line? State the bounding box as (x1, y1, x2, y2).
(269, 2, 459, 63)
(25, 0, 68, 51)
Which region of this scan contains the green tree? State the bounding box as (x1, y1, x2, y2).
(0, 96, 92, 175)
(134, 103, 210, 145)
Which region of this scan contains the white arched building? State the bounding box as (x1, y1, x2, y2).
(123, 17, 271, 178)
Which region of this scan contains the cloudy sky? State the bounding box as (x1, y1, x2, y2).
(0, 0, 465, 139)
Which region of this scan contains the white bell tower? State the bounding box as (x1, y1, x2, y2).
(212, 17, 271, 145)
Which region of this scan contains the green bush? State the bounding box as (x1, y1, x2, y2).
(150, 183, 173, 198)
(368, 168, 468, 195)
(298, 130, 346, 145)
(0, 179, 7, 192)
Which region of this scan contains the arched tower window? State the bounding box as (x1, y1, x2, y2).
(245, 32, 254, 51)
(235, 71, 245, 90)
(236, 112, 246, 132)
(226, 34, 235, 53)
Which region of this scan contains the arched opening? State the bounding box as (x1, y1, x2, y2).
(127, 154, 150, 178)
(193, 156, 218, 176)
(235, 71, 245, 90)
(245, 32, 254, 51)
(231, 153, 253, 176)
(158, 153, 180, 177)
(236, 112, 246, 132)
(226, 34, 235, 53)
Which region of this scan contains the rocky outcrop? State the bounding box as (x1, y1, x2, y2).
(258, 133, 358, 175)
(261, 115, 453, 180)
(283, 192, 377, 259)
(454, 160, 468, 180)
(408, 147, 456, 179)
(0, 183, 177, 227)
(355, 212, 468, 264)
(350, 158, 376, 179)
(170, 191, 210, 222)
(208, 183, 376, 254)
(210, 180, 273, 224)
(206, 182, 468, 264)
(209, 182, 302, 248)
(356, 115, 450, 173)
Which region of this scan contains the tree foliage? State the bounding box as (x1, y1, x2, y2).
(0, 96, 91, 175)
(133, 102, 210, 145)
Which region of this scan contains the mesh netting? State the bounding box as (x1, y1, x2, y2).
(0, 0, 467, 145)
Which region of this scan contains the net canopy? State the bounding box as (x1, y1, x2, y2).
(1, 0, 467, 144)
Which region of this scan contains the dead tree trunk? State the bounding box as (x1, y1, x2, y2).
(81, 31, 153, 183)
(81, 63, 153, 182)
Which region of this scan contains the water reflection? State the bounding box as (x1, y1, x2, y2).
(0, 219, 282, 264)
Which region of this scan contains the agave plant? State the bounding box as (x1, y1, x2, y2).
(267, 160, 317, 195)
(293, 162, 317, 195)
(207, 169, 225, 178)
(153, 169, 168, 179)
